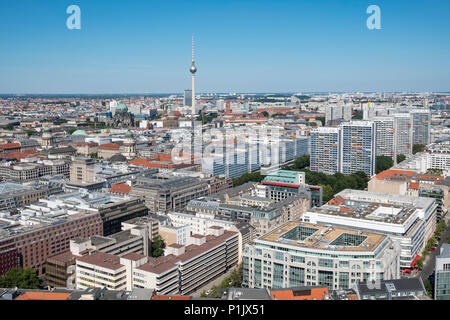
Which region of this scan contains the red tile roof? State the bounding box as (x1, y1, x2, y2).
(99, 143, 120, 150)
(15, 292, 71, 300)
(271, 287, 330, 300)
(0, 142, 21, 150)
(111, 183, 131, 194)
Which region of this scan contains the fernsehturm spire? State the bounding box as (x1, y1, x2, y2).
(190, 35, 197, 115)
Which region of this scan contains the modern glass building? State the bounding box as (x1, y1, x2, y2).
(435, 244, 450, 300)
(243, 222, 400, 290)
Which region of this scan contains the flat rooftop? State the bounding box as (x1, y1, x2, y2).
(311, 189, 435, 225)
(259, 221, 387, 252)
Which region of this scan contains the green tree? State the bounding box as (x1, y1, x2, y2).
(376, 156, 394, 174)
(413, 144, 426, 154)
(25, 129, 36, 137)
(151, 235, 166, 258)
(232, 172, 264, 187)
(209, 285, 221, 298)
(423, 279, 433, 297)
(4, 124, 14, 130)
(397, 154, 406, 164)
(68, 128, 78, 135)
(261, 111, 269, 117)
(352, 111, 363, 120)
(292, 155, 310, 170)
(221, 277, 231, 289)
(0, 268, 40, 289)
(200, 291, 207, 298)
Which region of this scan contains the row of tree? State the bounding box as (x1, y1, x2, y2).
(200, 265, 243, 298)
(232, 172, 265, 187)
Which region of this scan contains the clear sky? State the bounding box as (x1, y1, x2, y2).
(0, 0, 449, 94)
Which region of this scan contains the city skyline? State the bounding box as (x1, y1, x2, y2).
(0, 0, 449, 94)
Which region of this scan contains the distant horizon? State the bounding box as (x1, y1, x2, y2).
(1, 91, 450, 97)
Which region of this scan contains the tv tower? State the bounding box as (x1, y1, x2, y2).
(190, 35, 197, 115)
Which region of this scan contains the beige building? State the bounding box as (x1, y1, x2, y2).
(70, 158, 95, 184)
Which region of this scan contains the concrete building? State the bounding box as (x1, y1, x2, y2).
(310, 127, 341, 175)
(243, 221, 400, 290)
(130, 176, 209, 213)
(339, 121, 376, 177)
(70, 157, 95, 184)
(75, 228, 239, 295)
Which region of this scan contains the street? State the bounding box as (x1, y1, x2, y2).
(416, 215, 450, 282)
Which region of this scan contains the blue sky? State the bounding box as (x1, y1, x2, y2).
(0, 0, 449, 94)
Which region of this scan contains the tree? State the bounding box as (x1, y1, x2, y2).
(25, 129, 36, 137)
(416, 257, 424, 269)
(68, 128, 78, 135)
(261, 111, 269, 117)
(232, 172, 264, 187)
(352, 111, 363, 120)
(221, 277, 231, 289)
(423, 278, 433, 297)
(4, 124, 14, 130)
(376, 156, 394, 174)
(397, 154, 406, 164)
(292, 155, 310, 170)
(0, 268, 40, 289)
(151, 235, 166, 258)
(413, 144, 426, 154)
(200, 291, 207, 298)
(209, 285, 221, 298)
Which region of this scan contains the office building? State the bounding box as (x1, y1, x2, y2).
(243, 221, 400, 290)
(302, 189, 438, 270)
(435, 244, 450, 300)
(130, 176, 209, 213)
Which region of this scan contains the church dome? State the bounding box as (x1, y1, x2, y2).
(116, 103, 128, 111)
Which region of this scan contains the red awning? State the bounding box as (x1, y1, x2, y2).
(410, 255, 421, 268)
(404, 269, 411, 273)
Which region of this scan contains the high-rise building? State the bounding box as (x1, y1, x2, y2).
(374, 117, 395, 158)
(410, 109, 431, 146)
(393, 113, 413, 160)
(310, 127, 341, 175)
(184, 89, 192, 107)
(339, 121, 376, 177)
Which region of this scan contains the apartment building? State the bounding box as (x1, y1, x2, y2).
(339, 121, 376, 177)
(243, 221, 400, 290)
(310, 127, 341, 175)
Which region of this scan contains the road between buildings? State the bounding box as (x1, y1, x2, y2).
(191, 267, 238, 297)
(417, 215, 450, 281)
